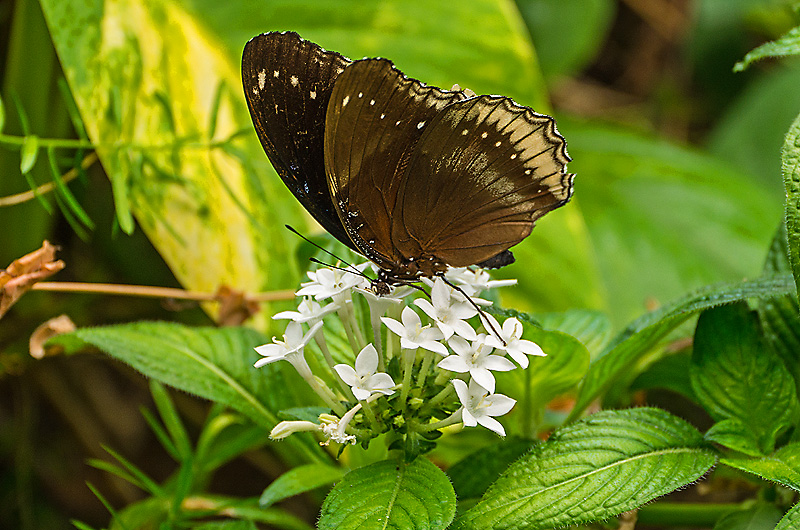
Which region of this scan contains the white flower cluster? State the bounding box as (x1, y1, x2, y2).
(255, 264, 545, 449)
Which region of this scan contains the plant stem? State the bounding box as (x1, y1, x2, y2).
(30, 281, 295, 302)
(636, 502, 740, 526)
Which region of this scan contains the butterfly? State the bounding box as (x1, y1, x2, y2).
(242, 31, 573, 293)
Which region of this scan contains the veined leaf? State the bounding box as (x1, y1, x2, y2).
(318, 457, 456, 530)
(777, 502, 800, 530)
(735, 25, 800, 71)
(691, 303, 798, 454)
(447, 438, 535, 499)
(783, 109, 800, 295)
(570, 275, 795, 421)
(454, 408, 717, 530)
(723, 442, 800, 492)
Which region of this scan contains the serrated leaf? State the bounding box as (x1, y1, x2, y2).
(712, 504, 783, 530)
(758, 222, 800, 395)
(52, 322, 325, 465)
(448, 439, 535, 499)
(454, 408, 717, 530)
(723, 442, 800, 492)
(318, 458, 456, 530)
(691, 303, 798, 454)
(260, 463, 344, 507)
(735, 25, 800, 71)
(783, 109, 800, 295)
(705, 419, 764, 457)
(570, 275, 796, 421)
(777, 502, 800, 530)
(20, 134, 39, 174)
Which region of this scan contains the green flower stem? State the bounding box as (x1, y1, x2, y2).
(400, 348, 416, 410)
(309, 376, 346, 416)
(433, 369, 451, 387)
(370, 314, 385, 372)
(427, 383, 455, 407)
(314, 332, 353, 398)
(416, 409, 461, 433)
(360, 398, 379, 430)
(416, 350, 434, 387)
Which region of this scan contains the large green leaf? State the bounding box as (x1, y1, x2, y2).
(52, 322, 326, 465)
(783, 109, 800, 295)
(318, 457, 457, 530)
(564, 120, 781, 326)
(570, 275, 795, 421)
(691, 303, 798, 454)
(454, 408, 717, 530)
(777, 502, 800, 530)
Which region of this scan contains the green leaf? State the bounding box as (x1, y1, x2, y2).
(259, 463, 344, 507)
(516, 0, 614, 80)
(735, 25, 800, 71)
(777, 503, 800, 530)
(705, 419, 764, 457)
(570, 275, 796, 421)
(757, 222, 800, 395)
(565, 120, 780, 326)
(54, 322, 325, 465)
(454, 408, 717, 530)
(783, 109, 800, 295)
(691, 303, 798, 454)
(631, 352, 696, 402)
(149, 380, 192, 459)
(723, 442, 800, 492)
(0, 93, 5, 132)
(447, 438, 535, 499)
(535, 309, 611, 359)
(496, 325, 589, 436)
(318, 457, 456, 530)
(194, 520, 257, 530)
(46, 145, 94, 230)
(712, 504, 783, 530)
(20, 134, 39, 174)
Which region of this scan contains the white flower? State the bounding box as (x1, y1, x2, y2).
(452, 378, 516, 437)
(254, 321, 323, 375)
(320, 410, 359, 445)
(334, 344, 396, 400)
(295, 264, 369, 301)
(438, 335, 515, 393)
(484, 315, 545, 369)
(445, 267, 517, 296)
(381, 306, 448, 355)
(414, 277, 478, 340)
(269, 420, 321, 440)
(273, 298, 338, 324)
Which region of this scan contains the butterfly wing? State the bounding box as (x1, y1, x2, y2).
(391, 95, 574, 267)
(323, 58, 466, 268)
(242, 31, 356, 251)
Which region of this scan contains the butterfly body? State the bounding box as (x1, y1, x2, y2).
(242, 31, 573, 286)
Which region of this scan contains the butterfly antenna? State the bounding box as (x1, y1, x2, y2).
(441, 276, 506, 346)
(285, 225, 365, 276)
(308, 257, 373, 281)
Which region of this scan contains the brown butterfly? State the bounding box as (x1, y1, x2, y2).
(242, 31, 573, 293)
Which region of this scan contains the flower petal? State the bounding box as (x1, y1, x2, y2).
(355, 344, 379, 375)
(476, 415, 506, 436)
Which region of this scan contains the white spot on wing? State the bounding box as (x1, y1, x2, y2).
(310, 90, 316, 99)
(370, 99, 375, 105)
(252, 87, 259, 95)
(417, 121, 426, 129)
(258, 69, 266, 90)
(495, 141, 502, 147)
(358, 92, 363, 98)
(461, 129, 469, 135)
(343, 95, 350, 106)
(481, 132, 488, 138)
(290, 75, 299, 86)
(273, 70, 279, 78)
(380, 114, 385, 119)
(510, 153, 517, 159)
(524, 169, 532, 175)
(396, 120, 401, 126)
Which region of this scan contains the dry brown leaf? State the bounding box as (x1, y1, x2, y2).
(0, 241, 65, 318)
(215, 285, 260, 326)
(29, 314, 77, 359)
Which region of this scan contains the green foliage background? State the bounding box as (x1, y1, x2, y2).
(2, 0, 800, 528)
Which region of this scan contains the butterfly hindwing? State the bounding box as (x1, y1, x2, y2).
(324, 58, 466, 268)
(242, 31, 356, 251)
(392, 95, 573, 267)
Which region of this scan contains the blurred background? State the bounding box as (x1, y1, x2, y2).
(1, 0, 799, 527)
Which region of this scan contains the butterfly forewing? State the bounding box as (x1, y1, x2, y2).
(242, 31, 356, 250)
(392, 95, 574, 267)
(324, 58, 466, 268)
